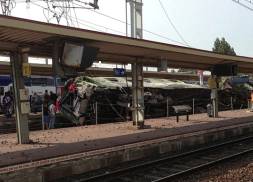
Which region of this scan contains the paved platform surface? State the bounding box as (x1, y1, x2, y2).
(0, 110, 253, 168)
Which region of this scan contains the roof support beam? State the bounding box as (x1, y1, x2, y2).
(0, 41, 17, 51)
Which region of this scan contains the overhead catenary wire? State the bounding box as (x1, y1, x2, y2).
(15, 0, 189, 46)
(71, 1, 79, 27)
(31, 1, 102, 31)
(157, 0, 190, 47)
(1, 0, 16, 15)
(30, 1, 126, 34)
(85, 4, 189, 46)
(51, 0, 188, 46)
(232, 0, 253, 11)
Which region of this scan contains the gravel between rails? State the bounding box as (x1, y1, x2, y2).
(175, 153, 253, 182)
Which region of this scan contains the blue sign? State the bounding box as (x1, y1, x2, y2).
(0, 76, 12, 86)
(113, 68, 126, 76)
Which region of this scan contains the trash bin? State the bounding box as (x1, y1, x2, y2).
(207, 103, 213, 117)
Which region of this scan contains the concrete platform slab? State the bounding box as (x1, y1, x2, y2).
(0, 109, 252, 166)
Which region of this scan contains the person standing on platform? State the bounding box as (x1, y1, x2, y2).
(3, 91, 13, 119)
(42, 100, 49, 129)
(55, 95, 61, 113)
(44, 90, 50, 104)
(50, 91, 57, 103)
(49, 100, 56, 129)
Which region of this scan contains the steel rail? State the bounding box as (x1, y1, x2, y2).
(154, 148, 253, 182)
(74, 135, 253, 182)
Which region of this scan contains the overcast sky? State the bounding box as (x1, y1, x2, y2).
(7, 0, 253, 57)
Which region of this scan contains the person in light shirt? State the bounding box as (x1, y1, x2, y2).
(49, 100, 56, 129)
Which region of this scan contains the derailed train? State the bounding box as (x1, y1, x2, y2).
(60, 76, 211, 125)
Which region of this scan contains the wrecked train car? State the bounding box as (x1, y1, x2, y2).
(60, 76, 210, 125)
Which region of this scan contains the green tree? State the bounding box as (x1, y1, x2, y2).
(212, 37, 236, 56)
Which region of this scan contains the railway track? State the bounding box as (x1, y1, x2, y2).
(62, 135, 253, 182)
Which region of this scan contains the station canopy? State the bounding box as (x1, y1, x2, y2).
(1, 15, 253, 73)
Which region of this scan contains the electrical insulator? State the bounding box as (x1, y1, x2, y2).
(89, 0, 99, 9)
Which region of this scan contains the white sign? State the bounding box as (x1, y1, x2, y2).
(21, 102, 30, 114)
(19, 89, 29, 101)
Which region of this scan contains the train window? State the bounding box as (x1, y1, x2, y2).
(31, 78, 54, 86)
(106, 78, 118, 82)
(56, 78, 65, 86)
(47, 59, 52, 65)
(31, 78, 44, 86)
(46, 78, 55, 86)
(144, 79, 151, 83)
(24, 77, 31, 86)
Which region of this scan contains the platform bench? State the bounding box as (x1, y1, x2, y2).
(172, 105, 192, 122)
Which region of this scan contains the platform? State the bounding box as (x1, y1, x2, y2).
(1, 110, 253, 181)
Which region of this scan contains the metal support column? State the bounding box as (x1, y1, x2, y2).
(10, 51, 30, 144)
(125, 0, 128, 36)
(129, 0, 143, 39)
(129, 0, 144, 128)
(211, 88, 219, 118)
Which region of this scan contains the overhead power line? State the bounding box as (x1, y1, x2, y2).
(31, 1, 126, 34)
(53, 0, 190, 46)
(232, 0, 253, 11)
(157, 0, 190, 47)
(8, 0, 189, 46)
(85, 5, 189, 46)
(0, 0, 16, 15)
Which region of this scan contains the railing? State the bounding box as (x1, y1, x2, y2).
(16, 95, 252, 131)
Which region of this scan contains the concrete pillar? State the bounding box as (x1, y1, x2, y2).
(52, 40, 64, 77)
(158, 59, 168, 72)
(129, 0, 144, 128)
(208, 75, 219, 118)
(132, 62, 144, 128)
(211, 89, 219, 118)
(210, 75, 219, 118)
(10, 51, 30, 144)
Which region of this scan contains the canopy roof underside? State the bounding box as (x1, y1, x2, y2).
(1, 15, 253, 73)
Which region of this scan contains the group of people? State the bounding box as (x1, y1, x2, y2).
(42, 90, 60, 129)
(1, 89, 61, 128)
(0, 91, 14, 118)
